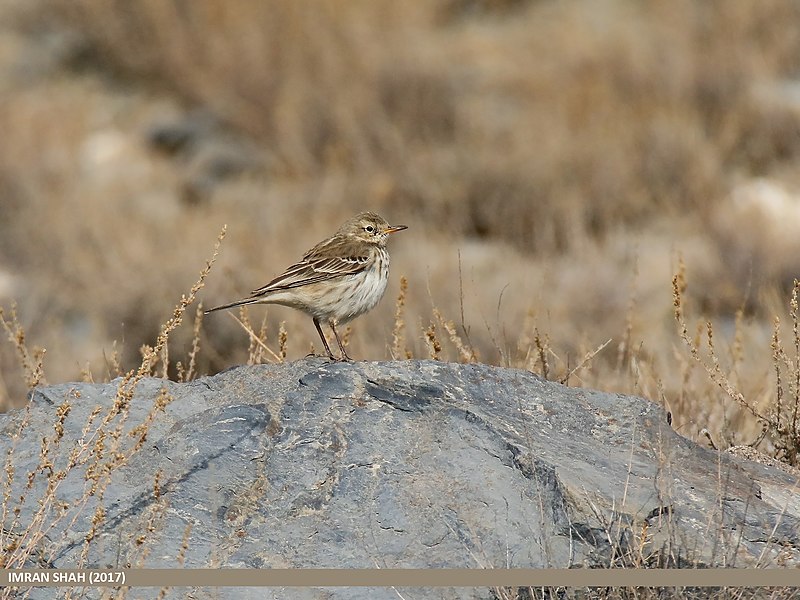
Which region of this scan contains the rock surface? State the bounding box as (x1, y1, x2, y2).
(3, 359, 800, 599)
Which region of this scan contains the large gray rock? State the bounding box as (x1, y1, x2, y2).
(3, 359, 800, 598)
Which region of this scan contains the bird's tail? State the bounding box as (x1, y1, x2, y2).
(204, 297, 261, 314)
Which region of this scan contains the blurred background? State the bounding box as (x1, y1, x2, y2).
(1, 0, 800, 452)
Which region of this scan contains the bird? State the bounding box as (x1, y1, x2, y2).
(205, 212, 407, 361)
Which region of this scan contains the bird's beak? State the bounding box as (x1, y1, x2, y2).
(384, 225, 408, 235)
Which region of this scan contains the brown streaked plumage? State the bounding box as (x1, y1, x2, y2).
(205, 212, 407, 360)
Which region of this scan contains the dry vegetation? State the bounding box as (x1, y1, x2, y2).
(1, 0, 800, 453)
(1, 2, 800, 584)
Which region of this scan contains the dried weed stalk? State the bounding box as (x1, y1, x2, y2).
(433, 307, 477, 363)
(0, 305, 46, 389)
(391, 276, 409, 359)
(0, 226, 225, 579)
(424, 321, 442, 360)
(673, 263, 768, 424)
(227, 308, 283, 364)
(675, 265, 800, 464)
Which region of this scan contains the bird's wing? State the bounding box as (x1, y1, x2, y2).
(250, 241, 371, 296)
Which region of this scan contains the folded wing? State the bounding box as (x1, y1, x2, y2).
(250, 250, 370, 296)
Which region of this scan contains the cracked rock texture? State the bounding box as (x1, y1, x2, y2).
(4, 359, 800, 599)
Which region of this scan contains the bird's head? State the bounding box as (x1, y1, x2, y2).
(340, 212, 407, 245)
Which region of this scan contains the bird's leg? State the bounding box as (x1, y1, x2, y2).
(313, 317, 336, 360)
(330, 320, 352, 362)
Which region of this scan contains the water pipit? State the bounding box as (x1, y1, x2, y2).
(205, 212, 407, 361)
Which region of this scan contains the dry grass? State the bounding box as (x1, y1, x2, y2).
(0, 228, 223, 588)
(0, 0, 799, 488)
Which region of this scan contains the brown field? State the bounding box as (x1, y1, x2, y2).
(2, 0, 800, 466)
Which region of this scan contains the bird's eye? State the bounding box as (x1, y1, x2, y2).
(365, 225, 375, 233)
